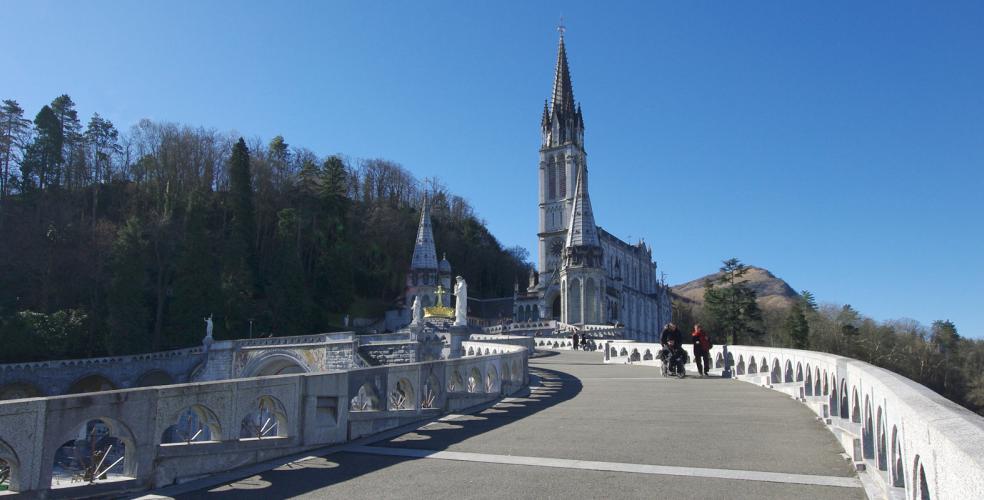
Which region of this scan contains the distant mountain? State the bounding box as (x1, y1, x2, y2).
(671, 266, 799, 310)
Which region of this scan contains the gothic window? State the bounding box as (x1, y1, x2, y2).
(558, 156, 567, 198)
(547, 159, 557, 199)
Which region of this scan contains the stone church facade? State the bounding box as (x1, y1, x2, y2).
(514, 30, 672, 341)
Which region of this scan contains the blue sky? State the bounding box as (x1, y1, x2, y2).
(5, 1, 983, 337)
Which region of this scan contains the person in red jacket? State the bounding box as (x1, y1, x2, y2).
(692, 324, 712, 377)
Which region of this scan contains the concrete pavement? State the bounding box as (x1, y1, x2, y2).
(170, 350, 864, 499)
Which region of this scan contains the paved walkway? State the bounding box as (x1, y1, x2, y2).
(173, 350, 864, 499)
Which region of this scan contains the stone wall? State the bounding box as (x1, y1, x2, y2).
(0, 342, 529, 497)
(357, 342, 418, 366)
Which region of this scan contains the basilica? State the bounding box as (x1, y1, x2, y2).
(403, 30, 672, 341)
(512, 30, 673, 341)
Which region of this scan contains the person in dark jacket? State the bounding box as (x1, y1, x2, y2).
(692, 323, 712, 377)
(660, 323, 682, 348)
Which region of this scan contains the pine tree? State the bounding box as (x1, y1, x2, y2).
(49, 94, 82, 189)
(785, 302, 809, 348)
(0, 99, 32, 202)
(21, 105, 63, 193)
(223, 138, 257, 335)
(703, 258, 762, 345)
(267, 208, 311, 336)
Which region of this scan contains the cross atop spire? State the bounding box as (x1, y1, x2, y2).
(550, 26, 575, 117)
(557, 16, 566, 37)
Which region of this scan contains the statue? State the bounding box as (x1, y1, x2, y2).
(453, 276, 468, 327)
(410, 296, 423, 327)
(203, 314, 214, 350)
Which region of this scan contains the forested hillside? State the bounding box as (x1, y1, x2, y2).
(0, 96, 529, 363)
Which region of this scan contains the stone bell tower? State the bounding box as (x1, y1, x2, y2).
(538, 25, 587, 277)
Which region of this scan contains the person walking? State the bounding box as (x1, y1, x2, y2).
(660, 323, 684, 376)
(572, 332, 579, 351)
(692, 324, 712, 377)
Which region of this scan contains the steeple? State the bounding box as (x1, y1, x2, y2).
(410, 196, 438, 270)
(564, 163, 599, 249)
(542, 25, 584, 149)
(550, 29, 576, 118)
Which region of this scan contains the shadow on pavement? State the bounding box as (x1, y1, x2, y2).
(177, 364, 583, 499)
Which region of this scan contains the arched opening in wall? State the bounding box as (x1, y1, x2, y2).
(795, 362, 804, 382)
(551, 295, 561, 320)
(501, 363, 513, 387)
(448, 370, 464, 393)
(913, 455, 931, 500)
(467, 367, 482, 393)
(815, 368, 822, 396)
(568, 279, 582, 324)
(67, 374, 117, 395)
(715, 353, 724, 369)
(351, 383, 381, 411)
(532, 305, 540, 321)
(629, 349, 640, 362)
(619, 347, 628, 357)
(784, 360, 794, 383)
(240, 396, 288, 439)
(840, 381, 849, 419)
(610, 346, 617, 358)
(736, 356, 746, 375)
(467, 347, 475, 356)
(877, 407, 887, 471)
(643, 349, 653, 361)
(726, 352, 735, 370)
(851, 388, 861, 423)
(862, 396, 874, 459)
(771, 360, 781, 384)
(748, 358, 757, 373)
(51, 418, 133, 488)
(0, 439, 19, 492)
(423, 373, 441, 408)
(135, 370, 175, 388)
(760, 357, 768, 374)
(892, 426, 905, 488)
(805, 369, 814, 396)
(248, 354, 308, 377)
(390, 378, 415, 410)
(0, 382, 42, 401)
(161, 405, 221, 444)
(823, 372, 829, 396)
(829, 385, 839, 417)
(585, 278, 598, 324)
(486, 365, 499, 393)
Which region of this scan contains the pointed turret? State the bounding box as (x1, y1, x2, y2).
(550, 32, 576, 118)
(564, 163, 600, 249)
(542, 29, 584, 149)
(410, 197, 438, 271)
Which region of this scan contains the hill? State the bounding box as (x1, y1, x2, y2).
(671, 266, 799, 310)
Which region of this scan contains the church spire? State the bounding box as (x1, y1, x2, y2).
(542, 24, 584, 149)
(410, 195, 438, 270)
(564, 162, 599, 249)
(550, 26, 576, 118)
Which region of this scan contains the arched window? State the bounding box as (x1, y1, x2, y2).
(558, 157, 567, 198)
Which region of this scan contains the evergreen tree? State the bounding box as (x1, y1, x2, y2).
(267, 208, 312, 335)
(106, 217, 151, 354)
(0, 99, 32, 201)
(21, 105, 63, 192)
(785, 302, 809, 348)
(49, 94, 82, 188)
(703, 258, 762, 345)
(223, 138, 257, 335)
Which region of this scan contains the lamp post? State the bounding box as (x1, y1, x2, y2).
(248, 319, 254, 339)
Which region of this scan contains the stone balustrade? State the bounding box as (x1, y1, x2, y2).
(467, 335, 536, 353)
(595, 340, 984, 500)
(0, 342, 529, 497)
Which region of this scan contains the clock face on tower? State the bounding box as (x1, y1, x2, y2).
(550, 239, 564, 257)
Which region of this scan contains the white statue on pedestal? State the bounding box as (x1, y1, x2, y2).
(410, 296, 423, 327)
(453, 276, 468, 327)
(203, 314, 214, 350)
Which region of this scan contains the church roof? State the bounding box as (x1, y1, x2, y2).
(410, 197, 439, 270)
(550, 32, 577, 119)
(565, 163, 600, 249)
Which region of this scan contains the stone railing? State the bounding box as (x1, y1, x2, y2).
(0, 342, 529, 497)
(234, 331, 355, 348)
(599, 341, 984, 500)
(467, 335, 536, 354)
(482, 320, 557, 335)
(0, 346, 204, 374)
